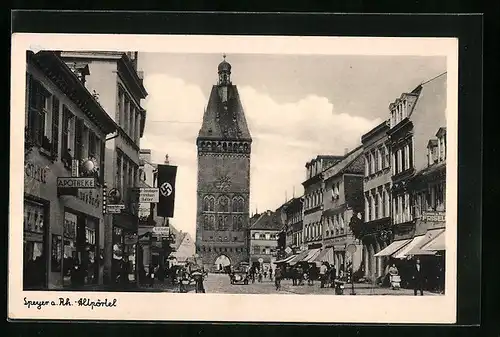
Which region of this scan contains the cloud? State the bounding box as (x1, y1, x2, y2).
(141, 73, 381, 236)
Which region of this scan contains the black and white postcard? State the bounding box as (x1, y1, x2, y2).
(10, 33, 458, 323)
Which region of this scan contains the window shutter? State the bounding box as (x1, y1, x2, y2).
(51, 97, 60, 158)
(99, 138, 105, 184)
(74, 118, 83, 160)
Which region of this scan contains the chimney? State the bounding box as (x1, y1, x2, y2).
(344, 148, 349, 155)
(137, 71, 144, 80)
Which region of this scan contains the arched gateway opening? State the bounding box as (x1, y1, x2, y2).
(214, 255, 231, 272)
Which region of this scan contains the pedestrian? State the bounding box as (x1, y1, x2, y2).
(291, 266, 297, 286)
(297, 265, 304, 286)
(148, 264, 156, 287)
(412, 258, 425, 296)
(329, 264, 337, 288)
(319, 262, 328, 288)
(274, 265, 282, 291)
(70, 256, 84, 289)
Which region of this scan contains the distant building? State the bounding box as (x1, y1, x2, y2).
(302, 156, 343, 251)
(24, 51, 116, 289)
(60, 50, 149, 284)
(359, 120, 392, 282)
(321, 146, 365, 276)
(282, 196, 304, 254)
(171, 231, 196, 265)
(249, 210, 282, 271)
(195, 56, 252, 271)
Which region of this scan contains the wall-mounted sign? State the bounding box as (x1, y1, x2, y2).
(421, 211, 445, 222)
(25, 161, 49, 184)
(57, 177, 96, 188)
(78, 190, 101, 209)
(138, 203, 151, 219)
(285, 247, 292, 254)
(71, 160, 79, 177)
(152, 227, 170, 236)
(132, 188, 160, 203)
(106, 204, 125, 214)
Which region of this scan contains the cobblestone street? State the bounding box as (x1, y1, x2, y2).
(202, 273, 441, 296)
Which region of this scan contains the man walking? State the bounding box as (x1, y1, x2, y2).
(412, 258, 425, 296)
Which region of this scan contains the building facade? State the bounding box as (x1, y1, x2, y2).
(387, 73, 447, 242)
(302, 156, 343, 251)
(321, 147, 365, 277)
(359, 121, 393, 282)
(249, 210, 282, 271)
(60, 51, 148, 284)
(24, 51, 116, 289)
(195, 57, 252, 271)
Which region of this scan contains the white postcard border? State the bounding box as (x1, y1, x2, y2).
(10, 33, 458, 323)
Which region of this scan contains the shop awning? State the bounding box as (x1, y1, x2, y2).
(406, 229, 444, 255)
(288, 250, 310, 265)
(275, 254, 297, 264)
(374, 239, 411, 257)
(313, 247, 335, 265)
(302, 248, 321, 263)
(422, 230, 446, 251)
(393, 235, 427, 259)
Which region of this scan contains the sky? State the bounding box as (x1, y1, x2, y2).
(137, 53, 446, 237)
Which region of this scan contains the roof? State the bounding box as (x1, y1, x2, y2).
(361, 120, 390, 144)
(323, 145, 364, 181)
(427, 139, 438, 148)
(250, 210, 283, 231)
(197, 85, 252, 141)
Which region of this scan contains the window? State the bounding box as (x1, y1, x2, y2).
(123, 97, 129, 133)
(61, 106, 75, 168)
(129, 106, 135, 140)
(374, 149, 379, 172)
(384, 146, 390, 169)
(116, 153, 123, 200)
(50, 97, 60, 158)
(380, 146, 386, 169)
(371, 151, 376, 174)
(364, 155, 369, 176)
(27, 76, 50, 149)
(117, 87, 123, 124)
(218, 195, 229, 212)
(265, 233, 270, 240)
(374, 192, 379, 219)
(366, 154, 372, 175)
(254, 233, 260, 239)
(74, 118, 84, 161)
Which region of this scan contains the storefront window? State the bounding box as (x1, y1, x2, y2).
(51, 234, 62, 272)
(84, 217, 99, 285)
(63, 211, 77, 287)
(23, 200, 47, 289)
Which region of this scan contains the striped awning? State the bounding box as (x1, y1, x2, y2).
(313, 247, 335, 265)
(288, 250, 310, 265)
(274, 254, 297, 264)
(302, 248, 321, 263)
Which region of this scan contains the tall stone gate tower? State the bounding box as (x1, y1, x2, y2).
(195, 56, 252, 271)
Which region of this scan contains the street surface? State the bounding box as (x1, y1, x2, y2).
(148, 273, 441, 295)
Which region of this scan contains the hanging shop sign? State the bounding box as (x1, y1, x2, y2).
(138, 203, 151, 219)
(347, 244, 357, 254)
(57, 177, 96, 188)
(71, 160, 80, 177)
(78, 190, 101, 209)
(106, 204, 126, 214)
(152, 227, 170, 236)
(131, 188, 160, 203)
(80, 157, 99, 177)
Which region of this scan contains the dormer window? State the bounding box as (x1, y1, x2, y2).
(427, 139, 438, 166)
(436, 127, 447, 162)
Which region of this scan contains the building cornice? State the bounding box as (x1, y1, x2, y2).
(28, 51, 117, 135)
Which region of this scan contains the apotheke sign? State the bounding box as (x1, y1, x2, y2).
(57, 177, 96, 188)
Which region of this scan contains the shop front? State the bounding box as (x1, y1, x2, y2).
(111, 212, 138, 284)
(24, 151, 105, 290)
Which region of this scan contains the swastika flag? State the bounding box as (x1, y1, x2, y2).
(157, 165, 177, 218)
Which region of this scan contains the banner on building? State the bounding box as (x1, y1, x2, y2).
(156, 165, 177, 218)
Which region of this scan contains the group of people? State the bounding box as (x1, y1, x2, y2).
(383, 258, 428, 296)
(272, 262, 341, 291)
